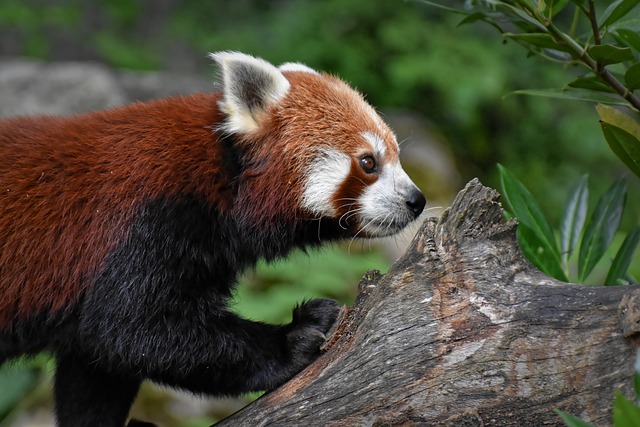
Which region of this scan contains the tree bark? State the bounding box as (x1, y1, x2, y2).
(216, 179, 639, 427)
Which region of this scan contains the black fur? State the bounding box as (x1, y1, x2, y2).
(2, 195, 342, 426)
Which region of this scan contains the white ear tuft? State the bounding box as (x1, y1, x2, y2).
(210, 51, 290, 134)
(279, 62, 319, 75)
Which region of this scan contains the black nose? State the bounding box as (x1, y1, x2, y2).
(406, 187, 426, 219)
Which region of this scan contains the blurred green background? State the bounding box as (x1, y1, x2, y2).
(0, 0, 638, 426)
(1, 0, 636, 221)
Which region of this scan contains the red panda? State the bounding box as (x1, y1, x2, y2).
(0, 52, 425, 427)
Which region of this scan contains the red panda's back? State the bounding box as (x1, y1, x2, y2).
(0, 93, 228, 327)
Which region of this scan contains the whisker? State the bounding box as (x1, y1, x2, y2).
(398, 137, 417, 151)
(338, 206, 368, 229)
(316, 217, 322, 241)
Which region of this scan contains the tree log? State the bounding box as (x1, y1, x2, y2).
(216, 179, 639, 427)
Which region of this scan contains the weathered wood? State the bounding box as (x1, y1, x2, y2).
(216, 179, 639, 427)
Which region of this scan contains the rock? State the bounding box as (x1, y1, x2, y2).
(0, 59, 126, 117)
(0, 58, 213, 118)
(118, 70, 213, 102)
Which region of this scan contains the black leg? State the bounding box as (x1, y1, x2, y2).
(140, 299, 340, 395)
(77, 197, 342, 398)
(54, 353, 141, 427)
(80, 297, 340, 396)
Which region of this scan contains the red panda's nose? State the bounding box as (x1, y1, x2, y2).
(406, 188, 426, 219)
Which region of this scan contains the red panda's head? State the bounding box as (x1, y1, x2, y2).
(211, 52, 425, 238)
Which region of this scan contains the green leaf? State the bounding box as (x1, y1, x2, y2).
(605, 227, 640, 285)
(518, 224, 569, 281)
(568, 76, 615, 93)
(550, 0, 570, 18)
(457, 12, 506, 34)
(415, 0, 468, 14)
(578, 177, 627, 283)
(498, 164, 565, 280)
(596, 104, 640, 139)
(601, 123, 640, 177)
(613, 391, 640, 426)
(588, 44, 634, 66)
(555, 409, 596, 427)
(508, 88, 628, 105)
(601, 0, 640, 29)
(503, 32, 572, 52)
(596, 104, 640, 177)
(498, 164, 558, 253)
(560, 174, 589, 265)
(457, 12, 488, 26)
(625, 63, 640, 90)
(615, 28, 640, 52)
(0, 364, 39, 418)
(494, 2, 547, 31)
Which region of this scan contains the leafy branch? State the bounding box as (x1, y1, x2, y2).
(422, 0, 640, 177)
(512, 0, 640, 109)
(498, 165, 638, 285)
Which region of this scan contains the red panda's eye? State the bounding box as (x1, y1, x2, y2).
(360, 155, 377, 173)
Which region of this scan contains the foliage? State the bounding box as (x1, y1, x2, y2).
(0, 364, 38, 423)
(0, 356, 53, 427)
(233, 246, 389, 324)
(421, 0, 640, 179)
(498, 164, 638, 284)
(597, 103, 640, 177)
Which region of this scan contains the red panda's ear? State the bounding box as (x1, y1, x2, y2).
(210, 51, 290, 135)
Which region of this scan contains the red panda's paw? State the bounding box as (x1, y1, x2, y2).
(291, 298, 341, 336)
(286, 299, 341, 367)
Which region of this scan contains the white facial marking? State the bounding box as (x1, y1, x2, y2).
(362, 132, 387, 157)
(302, 149, 351, 217)
(358, 160, 418, 237)
(279, 62, 320, 74)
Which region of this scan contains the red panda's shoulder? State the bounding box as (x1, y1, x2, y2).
(0, 92, 233, 326)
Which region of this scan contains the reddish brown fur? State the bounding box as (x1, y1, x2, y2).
(0, 94, 234, 327)
(0, 71, 400, 327)
(235, 71, 398, 228)
(277, 72, 398, 158)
